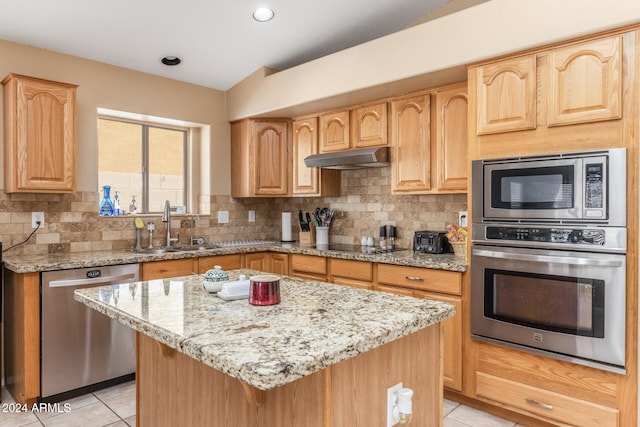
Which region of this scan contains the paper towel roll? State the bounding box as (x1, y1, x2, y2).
(282, 212, 292, 242)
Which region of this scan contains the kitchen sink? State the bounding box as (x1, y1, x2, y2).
(134, 244, 220, 254)
(135, 247, 180, 254)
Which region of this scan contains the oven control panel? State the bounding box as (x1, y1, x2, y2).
(485, 226, 605, 245)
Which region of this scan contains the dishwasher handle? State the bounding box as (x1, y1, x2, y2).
(48, 272, 138, 288)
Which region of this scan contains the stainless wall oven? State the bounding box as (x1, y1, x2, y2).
(471, 148, 627, 373)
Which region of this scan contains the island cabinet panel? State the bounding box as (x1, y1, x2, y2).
(329, 258, 374, 290)
(290, 254, 327, 281)
(328, 324, 442, 426)
(141, 258, 198, 280)
(199, 254, 243, 273)
(2, 73, 77, 193)
(136, 332, 324, 427)
(3, 270, 40, 405)
(136, 324, 442, 427)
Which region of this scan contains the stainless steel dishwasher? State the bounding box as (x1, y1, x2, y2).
(41, 263, 139, 401)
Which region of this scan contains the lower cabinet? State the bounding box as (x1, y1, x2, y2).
(329, 258, 374, 290)
(290, 254, 327, 281)
(375, 264, 463, 391)
(243, 252, 289, 275)
(473, 343, 620, 427)
(476, 372, 618, 427)
(199, 254, 243, 272)
(142, 258, 199, 280)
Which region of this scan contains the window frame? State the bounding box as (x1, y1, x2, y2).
(98, 115, 189, 214)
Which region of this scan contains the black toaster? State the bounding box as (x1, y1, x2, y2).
(413, 231, 451, 254)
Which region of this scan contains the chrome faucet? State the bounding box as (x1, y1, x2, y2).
(162, 200, 179, 247)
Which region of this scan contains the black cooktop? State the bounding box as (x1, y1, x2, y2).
(314, 243, 407, 255)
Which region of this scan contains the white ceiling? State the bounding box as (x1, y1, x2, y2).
(0, 0, 463, 91)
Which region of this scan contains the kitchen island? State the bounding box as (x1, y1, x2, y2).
(74, 269, 455, 427)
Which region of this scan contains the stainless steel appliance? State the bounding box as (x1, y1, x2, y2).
(472, 148, 626, 225)
(413, 231, 451, 254)
(41, 264, 139, 401)
(471, 148, 627, 373)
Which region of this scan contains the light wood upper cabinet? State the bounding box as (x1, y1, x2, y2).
(435, 84, 468, 191)
(390, 92, 432, 193)
(231, 118, 290, 197)
(292, 117, 319, 194)
(319, 110, 349, 152)
(547, 35, 622, 126)
(254, 120, 289, 196)
(350, 102, 388, 148)
(319, 102, 388, 153)
(2, 74, 77, 193)
(475, 55, 536, 135)
(292, 116, 340, 197)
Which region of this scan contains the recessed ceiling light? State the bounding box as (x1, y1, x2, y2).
(161, 56, 182, 66)
(253, 7, 275, 22)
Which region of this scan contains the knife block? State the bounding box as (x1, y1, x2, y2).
(299, 226, 315, 247)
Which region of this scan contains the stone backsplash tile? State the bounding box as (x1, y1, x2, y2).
(0, 169, 466, 255)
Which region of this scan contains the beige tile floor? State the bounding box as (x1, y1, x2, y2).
(2, 380, 526, 427)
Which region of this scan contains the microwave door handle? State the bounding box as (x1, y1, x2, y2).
(472, 249, 623, 268)
(48, 273, 138, 288)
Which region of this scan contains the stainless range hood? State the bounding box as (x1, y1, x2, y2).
(304, 146, 389, 170)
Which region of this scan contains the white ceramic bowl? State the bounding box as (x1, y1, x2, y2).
(202, 279, 223, 293)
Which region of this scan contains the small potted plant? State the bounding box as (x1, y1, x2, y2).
(446, 224, 468, 259)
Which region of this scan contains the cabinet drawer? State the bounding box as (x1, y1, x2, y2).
(476, 372, 618, 427)
(376, 264, 461, 295)
(330, 259, 372, 281)
(199, 254, 243, 272)
(291, 254, 327, 275)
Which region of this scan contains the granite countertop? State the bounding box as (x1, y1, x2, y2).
(3, 242, 467, 274)
(73, 269, 456, 390)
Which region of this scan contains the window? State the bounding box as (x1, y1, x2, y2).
(98, 117, 188, 214)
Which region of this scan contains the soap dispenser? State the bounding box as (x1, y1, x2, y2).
(113, 191, 121, 216)
(99, 185, 115, 216)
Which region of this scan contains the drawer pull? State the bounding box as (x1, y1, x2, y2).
(526, 398, 553, 410)
(405, 276, 424, 282)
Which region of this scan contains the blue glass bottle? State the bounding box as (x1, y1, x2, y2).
(99, 185, 115, 216)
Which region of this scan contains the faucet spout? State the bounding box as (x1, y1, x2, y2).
(162, 200, 173, 247)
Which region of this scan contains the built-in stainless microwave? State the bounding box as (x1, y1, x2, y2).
(472, 148, 626, 226)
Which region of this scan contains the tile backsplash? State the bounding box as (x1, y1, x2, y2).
(0, 168, 466, 255)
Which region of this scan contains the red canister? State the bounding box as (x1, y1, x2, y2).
(249, 275, 281, 305)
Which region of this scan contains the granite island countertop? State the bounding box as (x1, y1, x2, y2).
(3, 242, 466, 273)
(73, 269, 456, 391)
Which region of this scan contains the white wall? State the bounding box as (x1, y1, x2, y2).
(226, 0, 640, 120)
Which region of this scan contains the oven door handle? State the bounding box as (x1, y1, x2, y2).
(473, 249, 623, 267)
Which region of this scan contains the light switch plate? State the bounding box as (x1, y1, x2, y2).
(217, 210, 229, 224)
(248, 210, 256, 222)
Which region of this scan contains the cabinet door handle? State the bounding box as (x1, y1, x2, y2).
(405, 276, 424, 282)
(525, 398, 553, 410)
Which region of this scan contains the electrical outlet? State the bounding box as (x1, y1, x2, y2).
(248, 210, 256, 223)
(217, 210, 229, 224)
(387, 382, 403, 427)
(458, 211, 468, 227)
(32, 212, 45, 229)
